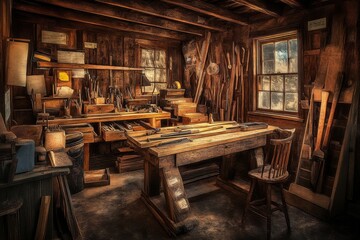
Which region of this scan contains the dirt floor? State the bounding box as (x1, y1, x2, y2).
(72, 170, 360, 240)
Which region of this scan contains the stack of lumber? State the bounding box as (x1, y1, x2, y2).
(160, 89, 185, 99)
(183, 32, 249, 122)
(180, 162, 219, 185)
(116, 146, 143, 173)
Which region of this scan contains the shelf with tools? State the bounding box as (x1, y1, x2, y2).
(37, 61, 145, 71)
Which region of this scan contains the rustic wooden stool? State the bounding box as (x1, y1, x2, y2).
(242, 128, 295, 240)
(0, 199, 23, 240)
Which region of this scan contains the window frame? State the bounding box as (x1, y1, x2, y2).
(252, 30, 301, 117)
(139, 46, 168, 93)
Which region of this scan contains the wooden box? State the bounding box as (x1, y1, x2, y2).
(84, 168, 110, 188)
(160, 89, 185, 99)
(173, 103, 197, 117)
(182, 113, 208, 125)
(83, 104, 114, 114)
(101, 127, 126, 142)
(60, 123, 94, 143)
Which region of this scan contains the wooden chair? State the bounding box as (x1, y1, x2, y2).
(242, 128, 295, 240)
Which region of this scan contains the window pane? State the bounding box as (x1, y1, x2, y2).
(275, 41, 288, 73)
(141, 49, 154, 67)
(289, 58, 298, 73)
(271, 92, 283, 110)
(263, 60, 274, 74)
(262, 43, 274, 61)
(285, 93, 298, 112)
(258, 91, 270, 109)
(285, 75, 298, 92)
(143, 83, 167, 93)
(271, 75, 284, 91)
(289, 39, 297, 58)
(144, 69, 155, 82)
(258, 76, 270, 91)
(154, 50, 166, 68)
(155, 69, 166, 82)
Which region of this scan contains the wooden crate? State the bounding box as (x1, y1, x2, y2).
(173, 103, 197, 117)
(182, 113, 208, 125)
(84, 168, 110, 187)
(60, 123, 95, 143)
(101, 128, 126, 142)
(83, 104, 114, 114)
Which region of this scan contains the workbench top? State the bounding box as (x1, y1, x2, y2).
(127, 121, 277, 157)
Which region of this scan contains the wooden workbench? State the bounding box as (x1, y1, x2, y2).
(37, 111, 171, 170)
(127, 122, 277, 235)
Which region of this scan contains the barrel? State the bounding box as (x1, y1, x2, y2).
(65, 132, 84, 194)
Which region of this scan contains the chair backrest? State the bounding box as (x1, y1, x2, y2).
(262, 128, 295, 179)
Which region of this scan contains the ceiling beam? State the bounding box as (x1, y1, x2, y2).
(96, 0, 225, 31)
(13, 2, 191, 41)
(279, 0, 303, 8)
(14, 11, 182, 44)
(231, 0, 282, 17)
(32, 0, 204, 37)
(160, 0, 248, 25)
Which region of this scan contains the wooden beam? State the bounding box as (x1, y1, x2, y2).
(33, 0, 204, 37)
(161, 0, 248, 25)
(14, 11, 181, 44)
(96, 0, 225, 31)
(13, 2, 191, 41)
(231, 0, 282, 17)
(279, 0, 303, 8)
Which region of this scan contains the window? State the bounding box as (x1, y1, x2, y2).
(140, 48, 167, 93)
(255, 31, 299, 113)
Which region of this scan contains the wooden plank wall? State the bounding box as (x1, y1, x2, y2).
(0, 176, 54, 239)
(10, 16, 183, 125)
(233, 2, 334, 176)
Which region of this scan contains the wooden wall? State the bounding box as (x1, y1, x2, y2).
(229, 1, 359, 182)
(10, 13, 183, 124)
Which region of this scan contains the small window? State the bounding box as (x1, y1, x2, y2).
(255, 31, 299, 113)
(140, 48, 167, 93)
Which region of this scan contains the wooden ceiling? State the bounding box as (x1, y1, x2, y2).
(13, 0, 331, 41)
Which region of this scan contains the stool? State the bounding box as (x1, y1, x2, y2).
(0, 199, 23, 240)
(241, 129, 295, 240)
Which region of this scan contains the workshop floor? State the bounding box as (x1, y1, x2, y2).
(72, 170, 360, 240)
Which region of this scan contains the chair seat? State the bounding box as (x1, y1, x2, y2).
(249, 165, 289, 183)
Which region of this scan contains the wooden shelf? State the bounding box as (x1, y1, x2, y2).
(37, 61, 144, 71)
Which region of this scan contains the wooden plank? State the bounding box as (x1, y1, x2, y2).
(35, 196, 51, 240)
(13, 2, 191, 41)
(279, 0, 303, 8)
(97, 0, 224, 31)
(161, 0, 248, 25)
(34, 0, 203, 37)
(232, 0, 281, 17)
(176, 145, 226, 166)
(37, 61, 143, 71)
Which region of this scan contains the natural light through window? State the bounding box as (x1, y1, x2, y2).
(256, 32, 299, 113)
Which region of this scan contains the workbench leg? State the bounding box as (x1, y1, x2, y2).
(220, 154, 236, 181)
(83, 143, 90, 171)
(148, 118, 161, 128)
(144, 158, 160, 197)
